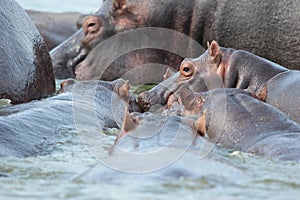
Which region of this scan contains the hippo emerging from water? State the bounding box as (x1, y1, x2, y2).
(0, 78, 138, 157)
(51, 0, 300, 81)
(0, 0, 55, 104)
(180, 88, 300, 161)
(139, 41, 300, 124)
(121, 88, 300, 161)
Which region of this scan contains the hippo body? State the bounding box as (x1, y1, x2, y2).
(0, 0, 55, 104)
(139, 42, 300, 123)
(26, 10, 82, 51)
(51, 0, 300, 80)
(179, 88, 300, 161)
(0, 79, 128, 157)
(264, 71, 300, 124)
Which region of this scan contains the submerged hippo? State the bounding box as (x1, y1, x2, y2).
(0, 78, 133, 157)
(139, 41, 300, 124)
(0, 0, 55, 104)
(51, 0, 300, 81)
(177, 88, 300, 161)
(26, 10, 82, 51)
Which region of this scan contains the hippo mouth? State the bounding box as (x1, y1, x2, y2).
(68, 47, 89, 73)
(137, 88, 175, 112)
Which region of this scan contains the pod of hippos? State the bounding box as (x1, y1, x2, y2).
(0, 0, 300, 162)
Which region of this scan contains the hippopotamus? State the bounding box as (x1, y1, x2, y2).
(0, 0, 55, 104)
(176, 88, 300, 161)
(124, 87, 300, 161)
(0, 78, 135, 157)
(26, 10, 82, 51)
(50, 0, 300, 81)
(139, 41, 300, 124)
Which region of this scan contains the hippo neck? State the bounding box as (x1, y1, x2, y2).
(223, 50, 287, 93)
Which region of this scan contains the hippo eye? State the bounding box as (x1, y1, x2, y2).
(180, 62, 194, 78)
(183, 67, 190, 72)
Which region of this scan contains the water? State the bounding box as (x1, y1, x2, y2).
(1, 1, 300, 199)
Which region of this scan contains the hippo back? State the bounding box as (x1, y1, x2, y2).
(0, 0, 55, 104)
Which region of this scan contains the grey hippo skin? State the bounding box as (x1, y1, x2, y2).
(78, 88, 300, 183)
(78, 108, 248, 182)
(139, 41, 300, 124)
(26, 10, 82, 51)
(178, 88, 300, 161)
(0, 0, 55, 104)
(0, 79, 131, 157)
(50, 0, 300, 80)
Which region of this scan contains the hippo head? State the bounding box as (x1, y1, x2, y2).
(138, 41, 225, 112)
(50, 0, 147, 80)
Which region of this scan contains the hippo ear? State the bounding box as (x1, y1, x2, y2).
(121, 106, 136, 133)
(209, 40, 220, 62)
(163, 67, 176, 80)
(112, 0, 128, 14)
(194, 109, 207, 137)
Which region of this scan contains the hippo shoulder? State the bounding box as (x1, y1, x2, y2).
(0, 0, 55, 104)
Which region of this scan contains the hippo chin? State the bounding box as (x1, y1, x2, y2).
(51, 0, 300, 81)
(0, 0, 55, 104)
(139, 41, 300, 124)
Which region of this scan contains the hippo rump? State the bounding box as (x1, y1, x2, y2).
(0, 0, 55, 104)
(0, 78, 134, 157)
(50, 0, 300, 81)
(139, 41, 300, 124)
(26, 10, 82, 51)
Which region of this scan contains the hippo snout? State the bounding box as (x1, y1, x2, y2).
(138, 90, 170, 112)
(137, 91, 153, 111)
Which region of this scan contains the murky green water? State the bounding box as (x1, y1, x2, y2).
(1, 1, 300, 199)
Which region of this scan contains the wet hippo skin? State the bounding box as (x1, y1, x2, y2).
(0, 0, 55, 104)
(178, 88, 300, 161)
(0, 79, 130, 157)
(139, 41, 300, 124)
(51, 0, 300, 80)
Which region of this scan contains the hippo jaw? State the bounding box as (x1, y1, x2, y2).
(137, 72, 182, 112)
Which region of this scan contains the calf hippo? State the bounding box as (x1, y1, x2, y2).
(177, 88, 300, 161)
(26, 10, 82, 51)
(139, 41, 300, 124)
(0, 0, 55, 104)
(0, 78, 132, 157)
(51, 0, 300, 81)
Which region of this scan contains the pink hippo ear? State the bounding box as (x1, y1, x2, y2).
(112, 0, 128, 14)
(209, 40, 220, 62)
